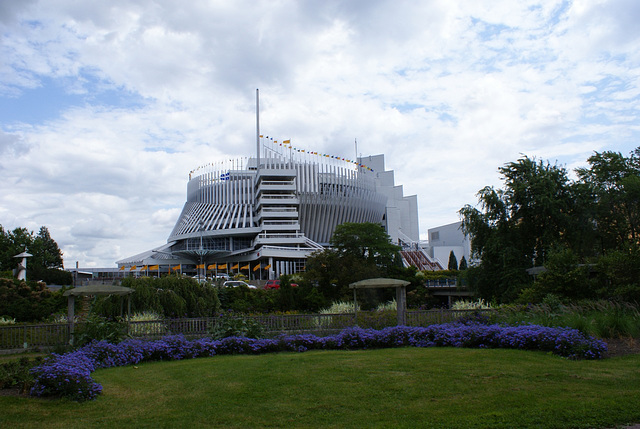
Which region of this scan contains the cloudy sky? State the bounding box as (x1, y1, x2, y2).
(1, 0, 639, 268)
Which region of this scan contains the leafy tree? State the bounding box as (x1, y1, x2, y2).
(594, 245, 640, 302)
(519, 246, 593, 303)
(576, 149, 640, 252)
(0, 225, 70, 285)
(304, 222, 401, 301)
(459, 148, 640, 303)
(459, 156, 578, 302)
(330, 222, 401, 268)
(447, 251, 458, 271)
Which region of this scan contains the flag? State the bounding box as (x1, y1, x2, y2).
(140, 265, 148, 271)
(130, 265, 137, 271)
(264, 264, 271, 270)
(119, 266, 125, 271)
(208, 264, 216, 270)
(197, 264, 205, 269)
(241, 264, 250, 270)
(283, 139, 290, 144)
(218, 264, 227, 269)
(172, 265, 181, 271)
(253, 264, 261, 272)
(149, 265, 159, 270)
(231, 263, 239, 270)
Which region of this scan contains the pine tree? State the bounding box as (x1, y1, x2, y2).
(448, 250, 458, 271)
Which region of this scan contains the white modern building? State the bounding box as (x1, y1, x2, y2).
(117, 138, 425, 279)
(423, 221, 473, 269)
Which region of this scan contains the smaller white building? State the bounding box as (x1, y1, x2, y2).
(423, 221, 473, 269)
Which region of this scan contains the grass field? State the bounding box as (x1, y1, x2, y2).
(2, 347, 640, 428)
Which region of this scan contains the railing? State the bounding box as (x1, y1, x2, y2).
(0, 310, 492, 352)
(0, 323, 71, 352)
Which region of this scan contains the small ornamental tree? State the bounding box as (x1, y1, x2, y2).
(459, 256, 468, 271)
(448, 251, 459, 271)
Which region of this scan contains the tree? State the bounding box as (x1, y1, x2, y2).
(304, 222, 401, 302)
(0, 225, 70, 284)
(458, 256, 468, 271)
(576, 149, 640, 252)
(459, 156, 579, 302)
(330, 222, 401, 267)
(447, 251, 458, 271)
(460, 148, 640, 303)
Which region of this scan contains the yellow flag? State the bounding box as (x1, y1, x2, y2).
(208, 264, 216, 270)
(140, 265, 148, 271)
(264, 264, 271, 270)
(149, 265, 159, 270)
(218, 264, 227, 269)
(119, 266, 125, 271)
(197, 264, 205, 269)
(130, 265, 137, 271)
(241, 264, 250, 270)
(231, 264, 239, 270)
(253, 264, 261, 272)
(172, 265, 181, 271)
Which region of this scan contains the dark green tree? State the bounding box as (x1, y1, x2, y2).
(304, 222, 401, 301)
(447, 251, 458, 271)
(0, 225, 70, 285)
(459, 156, 578, 302)
(576, 149, 640, 252)
(458, 256, 468, 271)
(330, 222, 401, 267)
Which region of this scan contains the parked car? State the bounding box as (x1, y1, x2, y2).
(223, 280, 257, 289)
(264, 280, 298, 290)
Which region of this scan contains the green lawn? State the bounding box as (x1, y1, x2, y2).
(2, 347, 640, 428)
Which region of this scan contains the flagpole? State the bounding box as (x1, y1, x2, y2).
(256, 89, 260, 173)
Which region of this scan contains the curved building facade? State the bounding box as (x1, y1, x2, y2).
(117, 141, 419, 279)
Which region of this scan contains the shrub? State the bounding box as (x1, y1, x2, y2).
(0, 356, 43, 393)
(320, 300, 359, 315)
(30, 350, 102, 401)
(0, 277, 66, 322)
(0, 316, 16, 325)
(73, 315, 128, 347)
(92, 276, 221, 318)
(451, 299, 492, 310)
(375, 300, 396, 312)
(128, 311, 166, 337)
(208, 312, 265, 340)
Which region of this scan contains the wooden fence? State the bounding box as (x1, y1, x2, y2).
(0, 309, 491, 353)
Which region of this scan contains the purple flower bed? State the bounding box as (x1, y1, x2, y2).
(30, 322, 607, 401)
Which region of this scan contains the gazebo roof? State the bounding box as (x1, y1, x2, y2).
(349, 278, 410, 289)
(63, 285, 134, 297)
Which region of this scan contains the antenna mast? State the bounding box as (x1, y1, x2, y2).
(256, 89, 260, 173)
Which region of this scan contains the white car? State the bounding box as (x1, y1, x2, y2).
(222, 280, 257, 289)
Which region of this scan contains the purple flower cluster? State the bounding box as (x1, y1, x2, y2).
(29, 349, 102, 401)
(29, 322, 607, 401)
